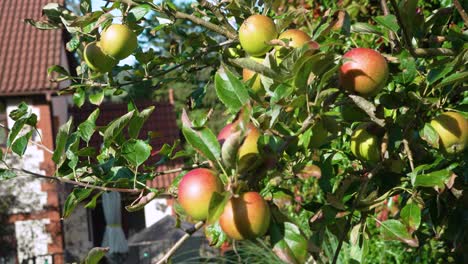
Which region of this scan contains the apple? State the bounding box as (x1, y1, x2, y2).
(430, 111, 468, 154)
(242, 56, 265, 94)
(83, 42, 118, 73)
(100, 24, 138, 60)
(219, 192, 270, 240)
(350, 123, 381, 163)
(218, 123, 261, 172)
(177, 168, 223, 220)
(239, 15, 277, 57)
(339, 48, 389, 97)
(277, 29, 311, 48)
(297, 164, 321, 180)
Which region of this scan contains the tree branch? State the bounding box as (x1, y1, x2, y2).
(453, 0, 468, 28)
(16, 168, 143, 193)
(173, 11, 237, 39)
(156, 221, 205, 264)
(348, 95, 386, 127)
(199, 0, 237, 35)
(380, 0, 397, 50)
(389, 0, 457, 58)
(331, 164, 383, 264)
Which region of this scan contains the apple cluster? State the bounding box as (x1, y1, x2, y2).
(237, 14, 467, 164)
(84, 24, 138, 73)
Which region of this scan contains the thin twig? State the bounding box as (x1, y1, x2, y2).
(16, 168, 142, 193)
(199, 0, 237, 35)
(153, 161, 210, 177)
(403, 139, 415, 171)
(389, 0, 416, 57)
(380, 0, 397, 50)
(173, 11, 237, 39)
(331, 164, 382, 264)
(453, 0, 468, 28)
(156, 221, 205, 264)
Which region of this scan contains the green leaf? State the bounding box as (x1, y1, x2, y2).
(411, 163, 458, 188)
(207, 192, 231, 224)
(380, 219, 418, 247)
(47, 65, 71, 81)
(205, 221, 228, 248)
(122, 139, 152, 167)
(434, 71, 468, 90)
(89, 90, 104, 105)
(85, 191, 103, 209)
(63, 188, 93, 218)
(419, 123, 439, 148)
(125, 192, 159, 212)
(78, 109, 100, 143)
(181, 109, 221, 163)
(82, 247, 109, 264)
(220, 130, 241, 169)
(12, 131, 33, 157)
(53, 118, 73, 164)
(373, 15, 399, 32)
(400, 202, 421, 231)
(80, 0, 92, 14)
(351, 22, 382, 35)
(103, 110, 135, 147)
(73, 87, 86, 107)
(128, 4, 151, 22)
(215, 67, 250, 113)
(271, 222, 308, 264)
(0, 169, 16, 181)
(128, 106, 155, 139)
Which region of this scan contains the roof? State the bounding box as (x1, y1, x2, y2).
(128, 215, 204, 247)
(0, 0, 65, 96)
(69, 100, 183, 189)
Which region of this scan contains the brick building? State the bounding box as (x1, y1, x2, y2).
(0, 0, 72, 263)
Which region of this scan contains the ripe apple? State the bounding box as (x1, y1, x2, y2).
(84, 42, 118, 73)
(242, 56, 265, 94)
(239, 15, 277, 57)
(276, 29, 311, 53)
(339, 48, 389, 97)
(218, 123, 261, 172)
(100, 24, 138, 60)
(350, 123, 381, 163)
(219, 192, 270, 240)
(430, 111, 468, 154)
(177, 168, 223, 220)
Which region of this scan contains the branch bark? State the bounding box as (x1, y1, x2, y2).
(453, 0, 468, 28)
(348, 95, 386, 127)
(173, 11, 237, 39)
(156, 221, 205, 264)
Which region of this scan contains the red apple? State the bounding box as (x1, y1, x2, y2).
(339, 48, 389, 97)
(219, 192, 271, 240)
(178, 168, 223, 220)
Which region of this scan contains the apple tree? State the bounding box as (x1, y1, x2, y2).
(2, 0, 467, 263)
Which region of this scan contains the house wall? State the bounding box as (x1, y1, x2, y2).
(144, 198, 174, 228)
(0, 97, 64, 264)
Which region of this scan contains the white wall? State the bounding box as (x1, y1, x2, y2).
(144, 198, 173, 227)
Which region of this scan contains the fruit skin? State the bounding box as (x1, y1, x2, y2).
(430, 111, 468, 154)
(100, 24, 138, 60)
(350, 123, 381, 163)
(84, 41, 118, 73)
(242, 56, 265, 94)
(177, 168, 223, 221)
(339, 48, 389, 97)
(219, 192, 271, 240)
(218, 123, 261, 172)
(239, 15, 277, 57)
(277, 29, 311, 49)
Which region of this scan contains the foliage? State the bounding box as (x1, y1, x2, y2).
(2, 0, 467, 263)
